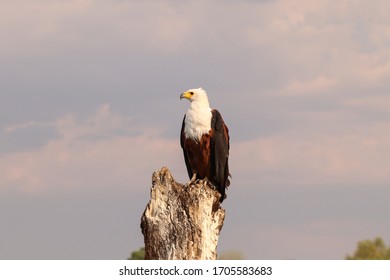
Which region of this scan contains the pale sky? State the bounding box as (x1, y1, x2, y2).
(1, 0, 390, 259)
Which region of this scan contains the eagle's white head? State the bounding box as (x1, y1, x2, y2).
(180, 87, 210, 108)
(180, 87, 212, 140)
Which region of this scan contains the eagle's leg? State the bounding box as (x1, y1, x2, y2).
(186, 172, 197, 187)
(190, 172, 197, 183)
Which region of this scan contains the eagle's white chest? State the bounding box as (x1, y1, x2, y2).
(184, 105, 212, 141)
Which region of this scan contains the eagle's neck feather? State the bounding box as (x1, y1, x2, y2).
(185, 102, 212, 141)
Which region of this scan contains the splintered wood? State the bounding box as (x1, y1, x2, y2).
(141, 167, 225, 260)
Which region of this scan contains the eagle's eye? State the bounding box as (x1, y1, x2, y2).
(189, 91, 194, 95)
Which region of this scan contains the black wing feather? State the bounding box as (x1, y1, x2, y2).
(180, 115, 193, 179)
(210, 109, 230, 202)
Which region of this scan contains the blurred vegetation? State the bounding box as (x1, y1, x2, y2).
(127, 247, 145, 260)
(218, 250, 245, 260)
(346, 237, 390, 260)
(129, 237, 390, 260)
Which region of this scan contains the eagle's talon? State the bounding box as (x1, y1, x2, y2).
(190, 173, 197, 183)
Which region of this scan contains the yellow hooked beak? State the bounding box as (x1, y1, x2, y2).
(180, 91, 193, 100)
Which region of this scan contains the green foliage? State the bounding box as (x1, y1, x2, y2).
(218, 250, 245, 260)
(346, 237, 390, 260)
(127, 247, 145, 260)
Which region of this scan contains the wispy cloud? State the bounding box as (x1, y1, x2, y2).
(0, 105, 184, 193)
(232, 121, 390, 189)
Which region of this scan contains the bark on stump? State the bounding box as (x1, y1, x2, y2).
(140, 167, 225, 260)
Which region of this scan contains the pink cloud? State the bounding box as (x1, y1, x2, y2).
(231, 121, 390, 189)
(0, 105, 185, 194)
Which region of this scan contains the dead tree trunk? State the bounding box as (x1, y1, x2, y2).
(140, 167, 225, 260)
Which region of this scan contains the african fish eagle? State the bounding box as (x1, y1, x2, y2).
(180, 88, 230, 202)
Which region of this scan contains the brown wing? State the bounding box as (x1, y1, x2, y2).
(210, 109, 230, 202)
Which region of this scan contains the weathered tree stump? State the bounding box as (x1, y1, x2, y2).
(140, 167, 225, 260)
